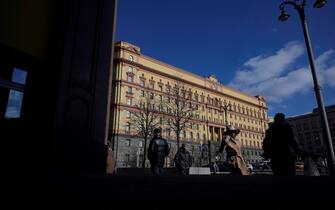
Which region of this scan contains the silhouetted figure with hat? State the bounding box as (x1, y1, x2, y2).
(219, 125, 250, 175)
(147, 128, 170, 175)
(263, 113, 305, 176)
(174, 144, 193, 175)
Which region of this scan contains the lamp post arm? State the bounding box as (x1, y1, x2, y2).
(280, 1, 306, 19)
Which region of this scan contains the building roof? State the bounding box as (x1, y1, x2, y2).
(286, 105, 335, 120)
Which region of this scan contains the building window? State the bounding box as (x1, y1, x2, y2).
(5, 90, 24, 119)
(129, 55, 133, 62)
(126, 123, 131, 133)
(127, 75, 133, 82)
(140, 80, 145, 87)
(126, 111, 131, 119)
(125, 154, 130, 163)
(127, 86, 132, 93)
(150, 92, 154, 99)
(150, 82, 154, 89)
(11, 68, 27, 85)
(128, 67, 133, 73)
(125, 139, 131, 146)
(1, 68, 27, 119)
(188, 91, 192, 99)
(159, 85, 163, 92)
(140, 90, 145, 97)
(127, 98, 132, 105)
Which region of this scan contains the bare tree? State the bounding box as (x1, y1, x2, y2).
(128, 92, 162, 168)
(164, 83, 199, 149)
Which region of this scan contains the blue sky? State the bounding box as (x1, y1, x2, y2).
(116, 0, 335, 117)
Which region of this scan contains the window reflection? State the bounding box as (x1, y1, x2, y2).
(12, 68, 27, 85)
(5, 90, 24, 119)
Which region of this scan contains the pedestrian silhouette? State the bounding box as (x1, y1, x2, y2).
(263, 113, 305, 176)
(219, 125, 250, 175)
(147, 128, 170, 175)
(174, 144, 193, 175)
(213, 155, 220, 174)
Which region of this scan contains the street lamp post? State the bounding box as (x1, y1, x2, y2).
(278, 0, 335, 175)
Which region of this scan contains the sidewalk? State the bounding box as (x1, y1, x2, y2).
(16, 173, 335, 210)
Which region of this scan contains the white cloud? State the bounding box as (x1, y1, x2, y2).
(229, 42, 335, 103)
(323, 66, 335, 86)
(230, 41, 305, 89)
(316, 49, 335, 87)
(316, 49, 333, 66)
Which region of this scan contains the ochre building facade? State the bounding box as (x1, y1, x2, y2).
(110, 41, 268, 168)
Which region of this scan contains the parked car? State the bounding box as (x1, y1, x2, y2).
(259, 161, 271, 170)
(296, 162, 304, 170)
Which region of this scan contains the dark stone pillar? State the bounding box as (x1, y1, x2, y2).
(52, 0, 117, 173)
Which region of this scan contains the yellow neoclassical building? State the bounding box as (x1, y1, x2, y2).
(110, 41, 268, 168)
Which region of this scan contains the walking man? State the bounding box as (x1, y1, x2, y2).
(263, 113, 305, 176)
(147, 128, 170, 175)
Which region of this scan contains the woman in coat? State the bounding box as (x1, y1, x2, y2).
(219, 125, 250, 175)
